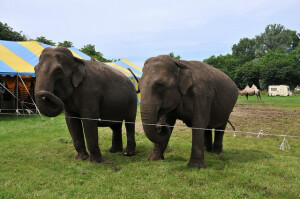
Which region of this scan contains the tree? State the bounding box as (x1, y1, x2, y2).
(203, 54, 239, 80)
(35, 36, 56, 46)
(235, 60, 261, 89)
(232, 38, 256, 65)
(57, 41, 73, 48)
(0, 22, 27, 41)
(80, 44, 111, 62)
(259, 49, 300, 89)
(255, 24, 299, 57)
(169, 52, 181, 60)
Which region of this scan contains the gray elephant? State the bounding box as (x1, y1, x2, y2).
(34, 47, 137, 163)
(139, 55, 238, 169)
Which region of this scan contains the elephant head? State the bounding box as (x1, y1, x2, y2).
(139, 55, 192, 143)
(34, 47, 85, 117)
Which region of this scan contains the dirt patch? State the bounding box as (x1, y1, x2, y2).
(229, 104, 300, 136)
(135, 104, 300, 137)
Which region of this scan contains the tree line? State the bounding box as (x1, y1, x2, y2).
(1, 22, 299, 89)
(203, 24, 300, 89)
(0, 22, 114, 62)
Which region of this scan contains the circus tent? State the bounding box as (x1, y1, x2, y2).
(0, 40, 141, 113)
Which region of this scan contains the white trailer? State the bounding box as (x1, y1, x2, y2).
(268, 85, 292, 96)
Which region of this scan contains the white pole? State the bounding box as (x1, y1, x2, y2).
(16, 73, 19, 116)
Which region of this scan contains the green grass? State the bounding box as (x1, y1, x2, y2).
(0, 98, 300, 198)
(237, 93, 300, 109)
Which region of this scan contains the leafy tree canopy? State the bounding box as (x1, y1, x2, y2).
(205, 24, 300, 89)
(232, 38, 256, 65)
(169, 52, 181, 60)
(259, 48, 300, 89)
(235, 60, 260, 89)
(80, 44, 111, 62)
(203, 54, 239, 80)
(255, 24, 299, 57)
(57, 41, 73, 48)
(35, 36, 56, 46)
(0, 22, 27, 41)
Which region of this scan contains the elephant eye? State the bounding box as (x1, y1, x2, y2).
(54, 65, 65, 78)
(153, 80, 164, 88)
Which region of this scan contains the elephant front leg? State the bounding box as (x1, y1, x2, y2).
(188, 128, 206, 169)
(65, 114, 89, 161)
(82, 119, 102, 163)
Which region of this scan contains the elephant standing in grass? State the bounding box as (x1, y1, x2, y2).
(34, 47, 137, 163)
(139, 55, 238, 169)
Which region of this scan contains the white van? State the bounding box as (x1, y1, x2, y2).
(268, 85, 293, 96)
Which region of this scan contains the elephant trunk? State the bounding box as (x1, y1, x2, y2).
(35, 90, 64, 117)
(140, 103, 169, 144)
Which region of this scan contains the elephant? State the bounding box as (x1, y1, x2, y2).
(139, 55, 238, 169)
(34, 47, 137, 163)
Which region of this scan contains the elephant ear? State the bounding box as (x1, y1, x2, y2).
(175, 60, 193, 95)
(72, 57, 86, 87)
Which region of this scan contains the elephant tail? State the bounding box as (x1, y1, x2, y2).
(227, 120, 235, 132)
(127, 68, 140, 93)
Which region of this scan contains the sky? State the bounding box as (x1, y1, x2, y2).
(1, 0, 300, 67)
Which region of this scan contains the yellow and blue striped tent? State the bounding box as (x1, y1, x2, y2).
(0, 40, 142, 105)
(105, 59, 142, 103)
(0, 40, 142, 79)
(0, 40, 91, 77)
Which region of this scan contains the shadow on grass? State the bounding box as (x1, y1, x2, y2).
(72, 146, 274, 172)
(162, 148, 274, 171)
(205, 148, 273, 170)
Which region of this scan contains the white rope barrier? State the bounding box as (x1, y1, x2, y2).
(1, 111, 300, 149)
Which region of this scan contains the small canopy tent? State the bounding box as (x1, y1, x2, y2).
(0, 40, 141, 113)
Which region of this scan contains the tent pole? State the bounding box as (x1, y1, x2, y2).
(16, 74, 19, 116)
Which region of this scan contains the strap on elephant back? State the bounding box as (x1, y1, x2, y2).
(127, 68, 140, 93)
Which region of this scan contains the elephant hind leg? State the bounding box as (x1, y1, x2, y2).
(109, 123, 123, 153)
(212, 123, 226, 154)
(123, 120, 136, 156)
(204, 128, 212, 152)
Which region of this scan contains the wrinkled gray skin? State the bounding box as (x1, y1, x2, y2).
(139, 55, 238, 169)
(34, 47, 137, 163)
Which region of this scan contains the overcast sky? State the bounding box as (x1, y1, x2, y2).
(1, 0, 299, 66)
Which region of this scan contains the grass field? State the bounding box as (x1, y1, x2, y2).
(0, 94, 300, 198)
(237, 92, 300, 109)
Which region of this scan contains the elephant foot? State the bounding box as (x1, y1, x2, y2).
(187, 160, 206, 169)
(205, 146, 212, 152)
(108, 147, 123, 153)
(88, 155, 102, 163)
(212, 145, 223, 154)
(123, 148, 136, 156)
(123, 142, 136, 156)
(147, 152, 164, 161)
(75, 152, 89, 161)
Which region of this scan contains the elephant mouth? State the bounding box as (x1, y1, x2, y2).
(35, 90, 64, 117)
